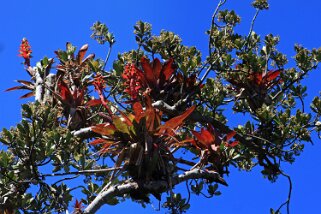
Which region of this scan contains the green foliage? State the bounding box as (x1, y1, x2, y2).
(2, 0, 321, 213)
(252, 0, 269, 10)
(90, 21, 115, 45)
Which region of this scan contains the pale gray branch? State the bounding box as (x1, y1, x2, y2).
(84, 169, 227, 214)
(34, 70, 43, 102)
(72, 127, 93, 138)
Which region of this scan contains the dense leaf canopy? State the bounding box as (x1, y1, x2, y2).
(1, 0, 321, 213)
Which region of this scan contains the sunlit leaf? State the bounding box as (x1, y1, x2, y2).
(92, 123, 116, 136)
(90, 138, 107, 145)
(266, 69, 281, 82)
(158, 106, 195, 135)
(133, 102, 144, 123)
(77, 44, 88, 64)
(113, 117, 130, 134)
(192, 129, 215, 148)
(82, 53, 95, 64)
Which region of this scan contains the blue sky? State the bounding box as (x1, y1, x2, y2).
(1, 0, 321, 213)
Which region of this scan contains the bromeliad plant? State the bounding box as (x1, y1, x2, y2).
(91, 98, 196, 182)
(2, 0, 321, 214)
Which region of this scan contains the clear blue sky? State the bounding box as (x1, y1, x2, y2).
(1, 0, 321, 213)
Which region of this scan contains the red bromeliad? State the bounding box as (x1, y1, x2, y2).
(191, 125, 239, 173)
(90, 94, 196, 180)
(18, 38, 32, 66)
(191, 125, 222, 152)
(57, 80, 87, 130)
(249, 69, 282, 89)
(122, 57, 175, 100)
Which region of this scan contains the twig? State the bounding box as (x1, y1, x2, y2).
(41, 167, 121, 177)
(276, 171, 292, 214)
(241, 9, 260, 51)
(198, 64, 214, 87)
(209, 0, 227, 56)
(102, 44, 112, 71)
(272, 70, 310, 102)
(52, 175, 79, 186)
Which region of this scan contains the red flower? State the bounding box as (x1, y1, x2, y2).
(18, 38, 32, 66)
(92, 73, 106, 92)
(122, 63, 145, 100)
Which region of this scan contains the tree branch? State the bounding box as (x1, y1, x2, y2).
(276, 171, 292, 214)
(241, 8, 260, 51)
(41, 167, 121, 177)
(34, 70, 43, 102)
(209, 0, 227, 56)
(103, 44, 112, 71)
(83, 169, 227, 214)
(72, 127, 95, 138)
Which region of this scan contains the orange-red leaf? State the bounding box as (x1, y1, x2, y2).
(90, 138, 107, 145)
(92, 123, 116, 136)
(5, 85, 30, 92)
(161, 58, 174, 81)
(253, 72, 263, 85)
(86, 99, 102, 107)
(141, 57, 156, 86)
(158, 106, 196, 135)
(58, 81, 73, 104)
(226, 130, 236, 141)
(176, 138, 199, 147)
(192, 129, 215, 149)
(20, 91, 35, 99)
(145, 107, 156, 132)
(153, 58, 162, 80)
(77, 44, 88, 64)
(133, 102, 144, 123)
(266, 69, 281, 82)
(73, 199, 83, 211)
(100, 143, 113, 154)
(229, 141, 239, 147)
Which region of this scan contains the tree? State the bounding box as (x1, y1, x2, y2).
(1, 0, 321, 213)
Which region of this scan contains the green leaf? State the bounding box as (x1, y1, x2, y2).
(113, 117, 130, 134)
(106, 197, 119, 205)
